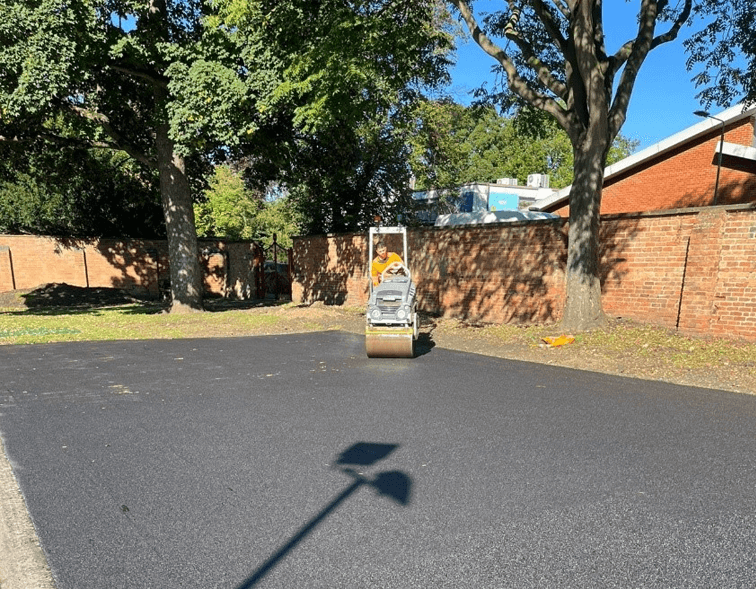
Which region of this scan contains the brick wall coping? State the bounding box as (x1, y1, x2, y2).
(598, 202, 756, 221)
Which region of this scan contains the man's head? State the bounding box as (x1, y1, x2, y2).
(375, 241, 388, 261)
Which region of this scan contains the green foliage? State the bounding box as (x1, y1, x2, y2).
(0, 145, 164, 237)
(214, 0, 454, 235)
(407, 100, 478, 190)
(409, 101, 638, 191)
(685, 0, 755, 108)
(0, 0, 229, 308)
(607, 135, 641, 168)
(0, 0, 243, 182)
(194, 164, 302, 247)
(217, 0, 453, 133)
(241, 117, 414, 236)
(254, 196, 303, 249)
(195, 165, 261, 240)
(1, 0, 454, 241)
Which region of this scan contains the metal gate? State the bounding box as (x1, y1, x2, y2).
(255, 234, 292, 300)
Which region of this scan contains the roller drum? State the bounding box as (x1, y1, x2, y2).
(365, 328, 415, 358)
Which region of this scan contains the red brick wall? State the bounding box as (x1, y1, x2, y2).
(292, 221, 566, 322)
(411, 222, 568, 323)
(6, 208, 755, 342)
(293, 219, 569, 324)
(0, 235, 260, 299)
(293, 205, 756, 341)
(551, 117, 756, 217)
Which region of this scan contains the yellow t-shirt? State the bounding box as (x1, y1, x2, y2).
(371, 252, 403, 282)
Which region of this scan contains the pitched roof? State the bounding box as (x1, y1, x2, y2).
(532, 103, 756, 212)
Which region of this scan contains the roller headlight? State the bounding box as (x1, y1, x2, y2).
(397, 308, 407, 320)
(370, 308, 382, 320)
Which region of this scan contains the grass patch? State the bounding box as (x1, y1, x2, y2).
(0, 303, 286, 345)
(0, 327, 82, 339)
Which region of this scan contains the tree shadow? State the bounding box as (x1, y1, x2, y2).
(236, 442, 411, 589)
(414, 220, 568, 324)
(46, 236, 168, 299)
(665, 180, 756, 210)
(597, 214, 643, 295)
(1, 283, 293, 317)
(18, 283, 153, 308)
(293, 231, 373, 307)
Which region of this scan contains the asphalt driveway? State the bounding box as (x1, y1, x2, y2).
(1, 331, 755, 588)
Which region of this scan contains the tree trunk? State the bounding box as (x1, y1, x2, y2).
(143, 0, 203, 312)
(155, 121, 204, 313)
(561, 128, 609, 331)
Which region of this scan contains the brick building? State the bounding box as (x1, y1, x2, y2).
(535, 104, 756, 216)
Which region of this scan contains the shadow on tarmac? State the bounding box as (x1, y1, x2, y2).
(414, 332, 435, 357)
(236, 442, 412, 589)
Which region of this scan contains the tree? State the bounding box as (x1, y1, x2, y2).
(684, 0, 755, 108)
(0, 0, 228, 311)
(215, 0, 454, 235)
(1, 0, 452, 305)
(194, 164, 302, 247)
(409, 101, 576, 190)
(409, 100, 638, 191)
(194, 165, 262, 241)
(254, 196, 303, 250)
(0, 144, 164, 237)
(448, 0, 697, 330)
(408, 100, 488, 190)
(242, 118, 417, 235)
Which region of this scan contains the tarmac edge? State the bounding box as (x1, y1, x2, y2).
(0, 436, 55, 589)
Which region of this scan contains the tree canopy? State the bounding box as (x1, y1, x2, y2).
(0, 144, 164, 237)
(214, 0, 455, 236)
(212, 0, 452, 134)
(0, 0, 233, 310)
(194, 164, 302, 248)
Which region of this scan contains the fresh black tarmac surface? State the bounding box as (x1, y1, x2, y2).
(1, 331, 756, 588)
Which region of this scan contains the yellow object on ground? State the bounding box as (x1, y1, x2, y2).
(542, 335, 575, 347)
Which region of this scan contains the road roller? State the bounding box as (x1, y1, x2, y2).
(365, 226, 419, 358)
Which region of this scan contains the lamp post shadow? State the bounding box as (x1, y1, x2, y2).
(236, 442, 412, 589)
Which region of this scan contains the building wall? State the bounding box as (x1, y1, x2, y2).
(0, 235, 261, 299)
(551, 117, 756, 216)
(292, 204, 756, 341)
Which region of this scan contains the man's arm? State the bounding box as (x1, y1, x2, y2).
(371, 259, 381, 286)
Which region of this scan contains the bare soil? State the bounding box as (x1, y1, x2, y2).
(0, 283, 148, 309)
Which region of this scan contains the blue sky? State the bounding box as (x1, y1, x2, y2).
(446, 1, 726, 150)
